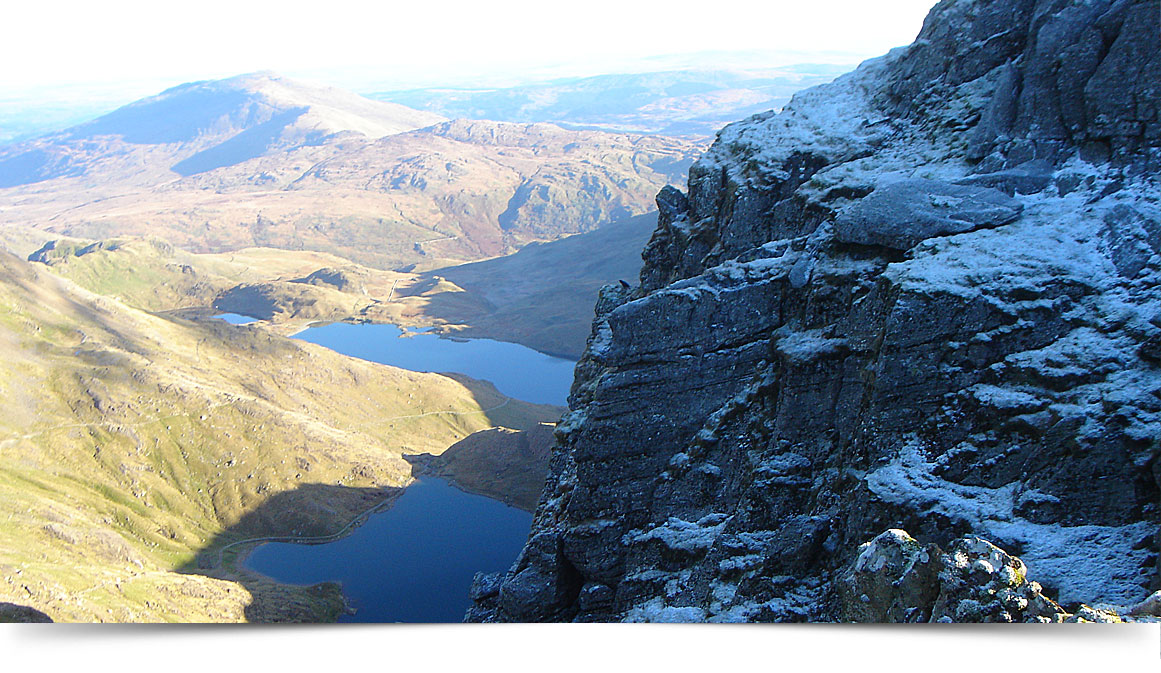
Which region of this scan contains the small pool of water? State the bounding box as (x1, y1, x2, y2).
(244, 477, 532, 622)
(294, 322, 576, 406)
(215, 312, 257, 325)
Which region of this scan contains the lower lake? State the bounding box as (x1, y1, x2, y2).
(244, 476, 532, 623)
(229, 317, 574, 622)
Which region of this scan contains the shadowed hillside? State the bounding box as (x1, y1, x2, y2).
(418, 213, 659, 358)
(407, 423, 557, 512)
(179, 482, 402, 623)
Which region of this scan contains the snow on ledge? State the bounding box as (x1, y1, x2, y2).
(866, 437, 1153, 606)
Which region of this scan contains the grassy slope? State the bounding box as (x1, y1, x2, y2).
(0, 250, 558, 622)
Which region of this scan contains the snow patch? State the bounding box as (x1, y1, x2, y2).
(624, 597, 706, 623)
(630, 514, 730, 553)
(866, 438, 1154, 605)
(774, 328, 848, 363)
(589, 319, 614, 357)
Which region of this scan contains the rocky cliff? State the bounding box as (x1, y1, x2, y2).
(469, 0, 1160, 622)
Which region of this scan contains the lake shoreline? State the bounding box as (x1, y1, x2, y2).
(195, 311, 565, 622)
(243, 476, 534, 622)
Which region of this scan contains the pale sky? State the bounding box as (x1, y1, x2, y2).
(4, 0, 938, 94)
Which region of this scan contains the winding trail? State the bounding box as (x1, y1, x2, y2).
(0, 396, 511, 448)
(214, 489, 403, 567)
(352, 396, 510, 430)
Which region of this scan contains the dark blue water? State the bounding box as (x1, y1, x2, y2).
(238, 320, 572, 622)
(293, 322, 576, 406)
(215, 312, 256, 325)
(245, 477, 532, 622)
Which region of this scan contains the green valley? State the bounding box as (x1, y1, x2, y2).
(0, 249, 558, 621)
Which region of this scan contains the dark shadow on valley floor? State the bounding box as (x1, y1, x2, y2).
(0, 602, 54, 623)
(177, 481, 403, 623)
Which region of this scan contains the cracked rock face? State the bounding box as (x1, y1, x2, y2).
(470, 0, 1160, 623)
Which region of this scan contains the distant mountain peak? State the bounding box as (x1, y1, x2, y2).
(79, 71, 446, 145)
(0, 72, 446, 185)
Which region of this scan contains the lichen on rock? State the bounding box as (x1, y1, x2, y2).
(837, 529, 1074, 623)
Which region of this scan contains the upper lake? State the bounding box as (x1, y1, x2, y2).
(293, 322, 576, 406)
(215, 312, 256, 325)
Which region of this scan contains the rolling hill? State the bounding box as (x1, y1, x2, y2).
(372, 65, 851, 137)
(0, 73, 704, 270)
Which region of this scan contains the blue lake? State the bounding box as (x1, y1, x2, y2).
(232, 319, 575, 622)
(215, 312, 256, 325)
(244, 477, 532, 623)
(293, 322, 576, 406)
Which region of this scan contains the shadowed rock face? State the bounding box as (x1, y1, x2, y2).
(471, 0, 1160, 623)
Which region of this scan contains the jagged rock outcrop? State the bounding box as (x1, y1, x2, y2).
(837, 529, 1080, 623)
(471, 0, 1159, 622)
(1129, 590, 1161, 617)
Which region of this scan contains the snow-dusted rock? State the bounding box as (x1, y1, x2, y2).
(837, 529, 943, 622)
(838, 530, 1069, 623)
(929, 536, 1067, 623)
(470, 0, 1159, 623)
(833, 178, 1023, 249)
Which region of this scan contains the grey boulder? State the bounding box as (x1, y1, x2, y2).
(834, 178, 1023, 249)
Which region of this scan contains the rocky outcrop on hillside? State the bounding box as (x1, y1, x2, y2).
(469, 0, 1160, 622)
(410, 423, 558, 512)
(835, 529, 1126, 623)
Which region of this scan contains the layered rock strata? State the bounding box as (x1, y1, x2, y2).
(470, 0, 1160, 622)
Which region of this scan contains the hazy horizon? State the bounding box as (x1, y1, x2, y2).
(0, 48, 880, 144)
(4, 0, 936, 93)
(1, 0, 938, 143)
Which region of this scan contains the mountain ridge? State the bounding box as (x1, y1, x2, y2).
(0, 74, 704, 270)
(0, 72, 446, 186)
(371, 66, 851, 137)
